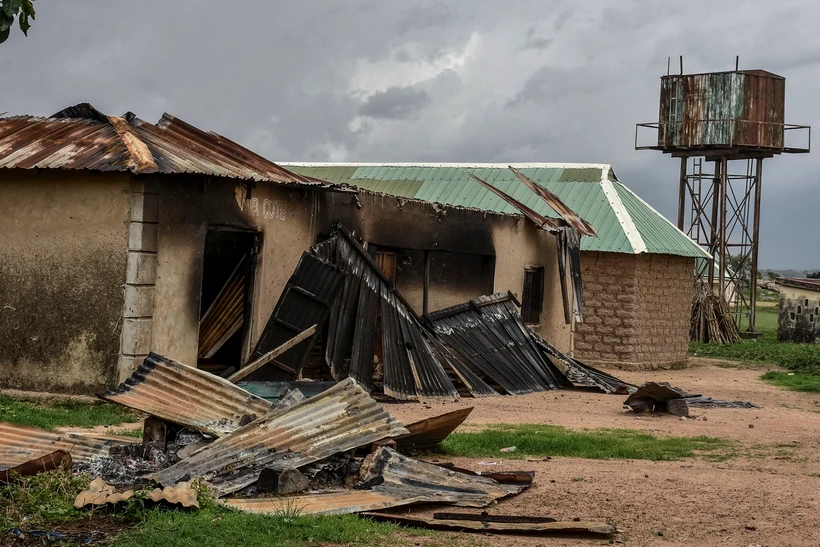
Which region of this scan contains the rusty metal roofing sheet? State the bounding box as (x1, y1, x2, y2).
(396, 407, 474, 450)
(510, 167, 597, 237)
(198, 255, 248, 359)
(100, 353, 274, 437)
(426, 293, 570, 395)
(0, 422, 136, 471)
(223, 446, 525, 516)
(150, 378, 408, 497)
(0, 103, 316, 184)
(312, 228, 461, 400)
(364, 513, 617, 536)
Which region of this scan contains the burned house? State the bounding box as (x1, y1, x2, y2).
(777, 278, 820, 343)
(0, 105, 581, 395)
(284, 164, 709, 370)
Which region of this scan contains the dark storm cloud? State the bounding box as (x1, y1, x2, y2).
(3, 0, 820, 267)
(359, 85, 430, 119)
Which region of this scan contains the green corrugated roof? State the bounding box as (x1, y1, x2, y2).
(284, 163, 708, 258)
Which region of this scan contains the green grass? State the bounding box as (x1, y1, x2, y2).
(690, 329, 820, 373)
(440, 424, 730, 461)
(0, 469, 92, 529)
(761, 371, 820, 393)
(1, 470, 403, 547)
(115, 508, 400, 547)
(0, 393, 137, 429)
(109, 428, 144, 438)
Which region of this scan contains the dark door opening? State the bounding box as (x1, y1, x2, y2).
(197, 228, 259, 375)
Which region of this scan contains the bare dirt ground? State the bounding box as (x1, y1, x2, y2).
(382, 360, 820, 547)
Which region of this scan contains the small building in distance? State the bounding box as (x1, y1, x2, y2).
(778, 278, 820, 343)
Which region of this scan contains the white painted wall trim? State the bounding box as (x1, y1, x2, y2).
(279, 161, 613, 171)
(600, 179, 647, 254)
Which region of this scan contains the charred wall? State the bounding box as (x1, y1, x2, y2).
(778, 285, 820, 343)
(0, 170, 130, 393)
(151, 177, 315, 367)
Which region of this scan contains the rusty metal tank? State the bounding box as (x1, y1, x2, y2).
(657, 70, 785, 150)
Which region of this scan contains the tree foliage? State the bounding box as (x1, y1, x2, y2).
(807, 271, 820, 279)
(0, 0, 35, 44)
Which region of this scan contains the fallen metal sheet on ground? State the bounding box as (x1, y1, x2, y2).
(150, 378, 408, 497)
(235, 381, 337, 402)
(224, 446, 525, 516)
(432, 464, 535, 485)
(395, 407, 473, 450)
(100, 353, 273, 437)
(74, 477, 199, 509)
(248, 252, 344, 381)
(363, 512, 617, 536)
(0, 450, 71, 483)
(426, 293, 569, 395)
(685, 396, 759, 409)
(312, 228, 460, 400)
(0, 422, 137, 472)
(624, 382, 758, 413)
(530, 332, 636, 394)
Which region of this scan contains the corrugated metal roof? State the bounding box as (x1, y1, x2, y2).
(100, 353, 274, 437)
(282, 163, 708, 258)
(223, 446, 524, 516)
(150, 378, 409, 497)
(0, 422, 137, 471)
(0, 103, 316, 185)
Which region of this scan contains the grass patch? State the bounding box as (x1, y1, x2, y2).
(0, 469, 95, 529)
(761, 371, 820, 393)
(690, 329, 820, 373)
(1, 470, 403, 547)
(0, 393, 136, 430)
(440, 424, 730, 461)
(109, 428, 144, 438)
(115, 508, 400, 547)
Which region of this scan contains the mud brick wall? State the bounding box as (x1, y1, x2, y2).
(573, 252, 694, 370)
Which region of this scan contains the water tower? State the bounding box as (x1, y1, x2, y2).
(636, 58, 810, 333)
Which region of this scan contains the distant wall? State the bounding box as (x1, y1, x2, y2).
(0, 170, 130, 393)
(574, 252, 694, 370)
(778, 285, 820, 343)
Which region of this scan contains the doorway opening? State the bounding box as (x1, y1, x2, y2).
(197, 227, 259, 375)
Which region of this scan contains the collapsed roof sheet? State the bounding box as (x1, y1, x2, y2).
(224, 446, 525, 516)
(312, 228, 470, 400)
(150, 378, 408, 497)
(426, 293, 569, 394)
(0, 422, 136, 472)
(100, 353, 274, 437)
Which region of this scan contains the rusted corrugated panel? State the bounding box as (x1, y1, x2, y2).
(0, 423, 136, 471)
(427, 293, 569, 395)
(198, 255, 248, 359)
(509, 167, 597, 237)
(150, 378, 408, 497)
(0, 103, 318, 185)
(100, 353, 273, 437)
(223, 446, 525, 516)
(396, 407, 473, 450)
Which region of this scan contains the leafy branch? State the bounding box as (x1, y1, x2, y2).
(0, 0, 35, 44)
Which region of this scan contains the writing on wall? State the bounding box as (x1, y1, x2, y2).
(235, 185, 287, 221)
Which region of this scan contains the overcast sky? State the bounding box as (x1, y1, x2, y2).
(2, 0, 818, 269)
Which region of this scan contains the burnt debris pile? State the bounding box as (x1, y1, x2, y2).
(0, 365, 616, 537)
